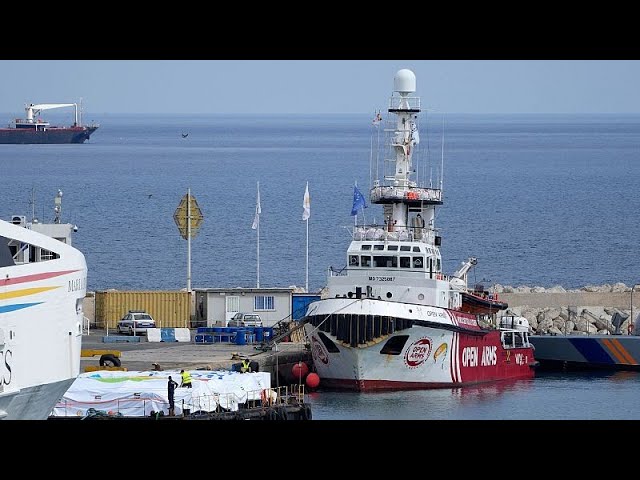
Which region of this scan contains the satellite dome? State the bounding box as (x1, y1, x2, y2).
(394, 69, 416, 94)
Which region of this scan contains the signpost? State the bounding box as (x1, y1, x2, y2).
(173, 188, 203, 292)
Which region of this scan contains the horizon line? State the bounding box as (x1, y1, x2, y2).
(6, 111, 639, 116)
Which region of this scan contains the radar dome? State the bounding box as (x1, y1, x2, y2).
(394, 69, 416, 94)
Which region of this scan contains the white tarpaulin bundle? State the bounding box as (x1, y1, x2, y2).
(51, 369, 271, 418)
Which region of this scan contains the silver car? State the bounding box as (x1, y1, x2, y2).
(227, 313, 263, 328)
(117, 310, 157, 335)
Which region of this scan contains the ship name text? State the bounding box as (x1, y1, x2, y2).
(461, 346, 497, 367)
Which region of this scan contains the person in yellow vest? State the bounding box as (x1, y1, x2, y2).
(240, 359, 252, 373)
(180, 369, 192, 388)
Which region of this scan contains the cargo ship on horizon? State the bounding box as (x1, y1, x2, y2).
(0, 102, 99, 144)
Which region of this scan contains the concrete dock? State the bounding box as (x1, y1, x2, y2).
(81, 329, 312, 385)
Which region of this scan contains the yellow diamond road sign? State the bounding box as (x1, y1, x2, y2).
(173, 192, 204, 240)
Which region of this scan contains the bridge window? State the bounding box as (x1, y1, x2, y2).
(374, 244, 384, 251)
(373, 256, 397, 268)
(413, 257, 424, 269)
(361, 255, 371, 267)
(400, 246, 411, 251)
(387, 245, 398, 251)
(400, 257, 411, 268)
(349, 255, 359, 266)
(413, 246, 421, 252)
(361, 245, 371, 251)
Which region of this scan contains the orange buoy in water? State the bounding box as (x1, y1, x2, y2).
(292, 361, 309, 380)
(306, 372, 320, 389)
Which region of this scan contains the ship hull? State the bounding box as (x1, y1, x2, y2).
(0, 378, 75, 420)
(0, 126, 98, 144)
(303, 300, 535, 392)
(1, 219, 87, 420)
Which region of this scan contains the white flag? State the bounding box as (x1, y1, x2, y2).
(251, 182, 261, 230)
(302, 181, 310, 221)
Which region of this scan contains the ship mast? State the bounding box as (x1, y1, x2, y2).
(369, 69, 443, 246)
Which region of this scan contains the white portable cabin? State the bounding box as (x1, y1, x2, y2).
(193, 287, 295, 327)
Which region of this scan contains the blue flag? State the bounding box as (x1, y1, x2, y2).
(351, 184, 368, 216)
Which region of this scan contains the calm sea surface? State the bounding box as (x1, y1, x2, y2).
(2, 112, 640, 419)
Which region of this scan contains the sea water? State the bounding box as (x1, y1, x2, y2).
(2, 113, 640, 419)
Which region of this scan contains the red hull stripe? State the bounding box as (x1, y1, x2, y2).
(319, 375, 533, 392)
(0, 269, 80, 287)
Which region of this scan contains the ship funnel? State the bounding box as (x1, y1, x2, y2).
(394, 69, 416, 94)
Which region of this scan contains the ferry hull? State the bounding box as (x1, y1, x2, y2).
(0, 378, 75, 420)
(304, 321, 535, 392)
(1, 219, 87, 419)
(0, 126, 98, 144)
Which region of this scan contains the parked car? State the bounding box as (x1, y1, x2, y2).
(117, 310, 157, 335)
(227, 312, 263, 328)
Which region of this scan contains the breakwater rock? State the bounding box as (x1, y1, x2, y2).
(495, 283, 639, 335)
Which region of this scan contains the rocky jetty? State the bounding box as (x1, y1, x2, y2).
(494, 283, 638, 335)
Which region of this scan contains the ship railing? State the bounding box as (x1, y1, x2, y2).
(388, 95, 421, 111)
(328, 265, 348, 277)
(370, 185, 442, 204)
(350, 225, 437, 243)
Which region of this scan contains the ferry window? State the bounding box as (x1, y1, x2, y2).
(400, 246, 411, 251)
(436, 258, 441, 271)
(349, 255, 359, 266)
(40, 248, 56, 261)
(387, 245, 398, 251)
(413, 246, 421, 252)
(374, 256, 397, 268)
(413, 257, 423, 268)
(254, 295, 275, 311)
(361, 255, 371, 267)
(400, 257, 411, 268)
(374, 244, 384, 251)
(380, 335, 410, 355)
(361, 245, 371, 251)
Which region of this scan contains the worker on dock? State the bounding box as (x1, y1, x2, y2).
(241, 359, 252, 373)
(167, 376, 178, 416)
(180, 369, 192, 388)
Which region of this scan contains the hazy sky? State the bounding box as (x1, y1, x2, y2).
(1, 60, 639, 114)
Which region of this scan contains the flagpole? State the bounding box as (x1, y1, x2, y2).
(302, 181, 310, 293)
(187, 187, 192, 293)
(256, 182, 260, 288)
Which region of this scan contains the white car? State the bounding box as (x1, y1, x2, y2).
(227, 313, 263, 328)
(117, 310, 157, 335)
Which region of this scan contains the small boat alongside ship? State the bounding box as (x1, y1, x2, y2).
(0, 191, 87, 419)
(0, 102, 98, 144)
(301, 69, 537, 391)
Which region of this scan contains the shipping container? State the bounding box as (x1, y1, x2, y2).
(292, 293, 321, 321)
(95, 290, 191, 329)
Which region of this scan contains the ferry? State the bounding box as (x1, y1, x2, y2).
(0, 191, 87, 419)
